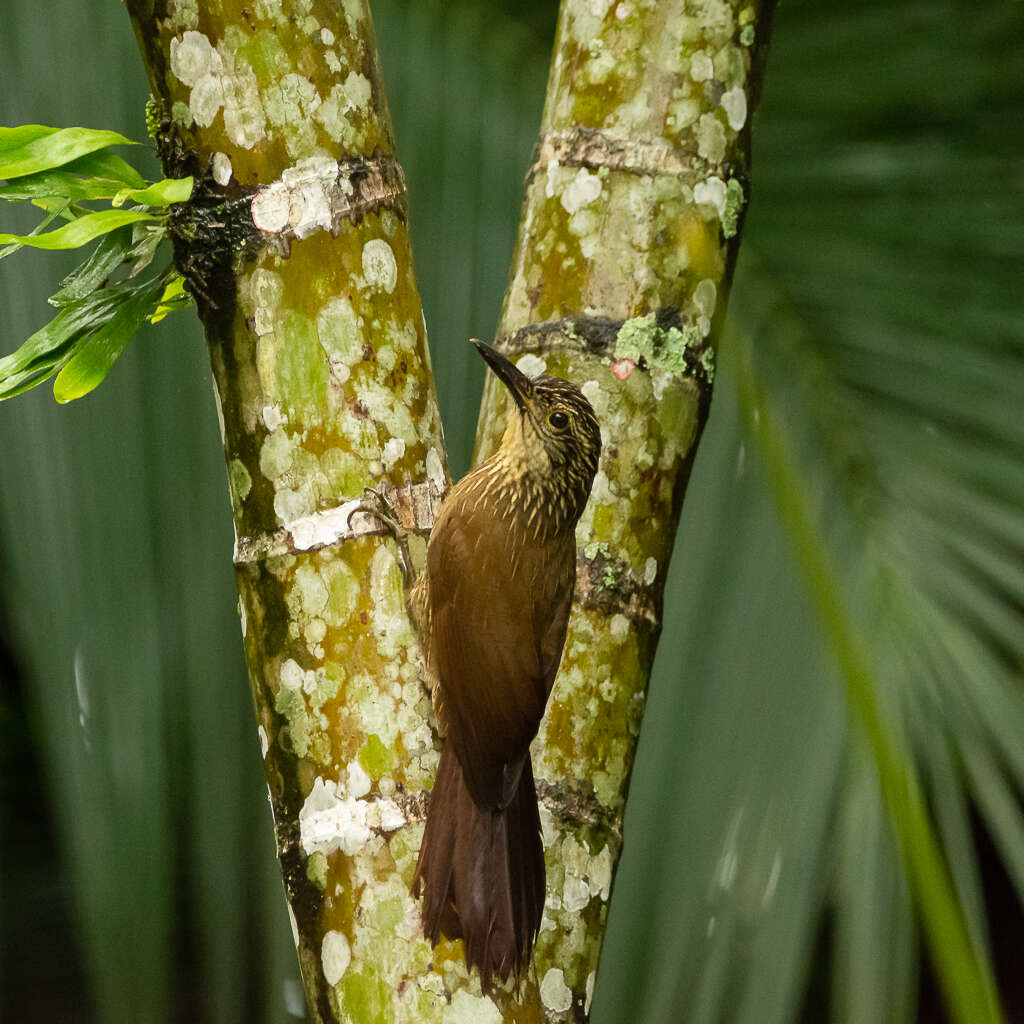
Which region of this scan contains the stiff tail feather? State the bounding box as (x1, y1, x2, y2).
(412, 743, 544, 989)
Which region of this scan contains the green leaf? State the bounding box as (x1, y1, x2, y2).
(112, 176, 193, 208)
(0, 286, 124, 391)
(0, 208, 157, 250)
(0, 125, 138, 180)
(149, 274, 191, 323)
(0, 272, 168, 401)
(0, 200, 69, 260)
(53, 282, 160, 403)
(67, 147, 147, 189)
(50, 227, 134, 306)
(0, 168, 126, 203)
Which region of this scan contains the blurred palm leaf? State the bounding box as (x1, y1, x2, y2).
(597, 1, 1024, 1022)
(1, 0, 1022, 1022)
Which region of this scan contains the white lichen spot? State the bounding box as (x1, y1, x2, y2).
(381, 436, 406, 472)
(251, 191, 289, 234)
(426, 447, 446, 491)
(668, 96, 702, 133)
(259, 427, 294, 481)
(324, 49, 342, 74)
(698, 315, 712, 337)
(294, 564, 329, 618)
(586, 971, 596, 1014)
(321, 930, 351, 986)
(590, 844, 613, 900)
(544, 157, 559, 199)
(342, 70, 372, 111)
(560, 167, 602, 215)
(166, 0, 199, 31)
(289, 499, 364, 550)
(590, 468, 615, 505)
(222, 65, 267, 149)
(320, 26, 335, 45)
(238, 596, 248, 637)
(281, 658, 306, 692)
(212, 151, 233, 186)
(615, 2, 629, 18)
(689, 49, 714, 81)
(610, 613, 630, 638)
(691, 0, 736, 43)
(299, 777, 371, 856)
(348, 760, 371, 799)
(644, 556, 658, 586)
(252, 156, 340, 239)
(169, 31, 221, 88)
(190, 73, 225, 127)
(696, 113, 727, 164)
(361, 239, 398, 294)
(359, 380, 418, 446)
(721, 85, 748, 131)
(262, 403, 286, 431)
(580, 379, 610, 423)
(257, 724, 269, 758)
(540, 968, 573, 1013)
(515, 353, 547, 379)
(562, 874, 591, 913)
(445, 989, 503, 1024)
(693, 175, 728, 216)
(694, 279, 718, 318)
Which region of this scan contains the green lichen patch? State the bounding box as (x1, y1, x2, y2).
(721, 176, 746, 239)
(614, 315, 702, 375)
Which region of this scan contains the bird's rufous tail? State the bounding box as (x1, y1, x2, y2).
(412, 742, 544, 989)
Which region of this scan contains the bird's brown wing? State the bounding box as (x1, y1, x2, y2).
(427, 494, 574, 810)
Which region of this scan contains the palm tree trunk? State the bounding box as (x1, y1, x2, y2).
(472, 0, 777, 1016)
(126, 3, 449, 1021)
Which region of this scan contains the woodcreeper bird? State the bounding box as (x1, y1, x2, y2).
(371, 340, 601, 989)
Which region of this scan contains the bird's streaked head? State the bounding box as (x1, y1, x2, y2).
(473, 340, 602, 526)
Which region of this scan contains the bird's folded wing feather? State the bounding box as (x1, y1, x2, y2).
(428, 498, 573, 810)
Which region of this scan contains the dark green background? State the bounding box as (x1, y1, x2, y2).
(2, 2, 1022, 1022)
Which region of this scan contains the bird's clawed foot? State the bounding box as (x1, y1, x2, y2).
(349, 487, 416, 585)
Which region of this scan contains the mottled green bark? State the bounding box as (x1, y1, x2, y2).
(126, 3, 460, 1022)
(473, 1, 777, 1018)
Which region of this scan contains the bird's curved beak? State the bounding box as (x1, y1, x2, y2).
(471, 339, 532, 411)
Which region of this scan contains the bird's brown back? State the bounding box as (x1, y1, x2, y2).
(422, 463, 576, 810)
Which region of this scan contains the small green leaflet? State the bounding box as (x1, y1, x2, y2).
(0, 200, 69, 261)
(54, 282, 163, 403)
(0, 170, 192, 207)
(0, 272, 169, 401)
(50, 227, 135, 306)
(0, 209, 158, 250)
(0, 124, 195, 403)
(150, 275, 191, 323)
(112, 176, 193, 208)
(0, 125, 141, 182)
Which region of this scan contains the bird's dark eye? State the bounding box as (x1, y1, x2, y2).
(548, 410, 569, 430)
